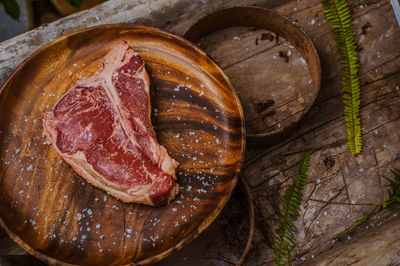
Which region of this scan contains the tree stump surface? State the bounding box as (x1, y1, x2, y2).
(1, 0, 400, 265)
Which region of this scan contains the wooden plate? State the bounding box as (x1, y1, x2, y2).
(0, 24, 245, 265)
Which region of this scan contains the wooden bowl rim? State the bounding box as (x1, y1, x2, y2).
(0, 23, 246, 265)
(183, 6, 322, 147)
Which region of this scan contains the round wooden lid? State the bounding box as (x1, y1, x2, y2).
(184, 6, 321, 148)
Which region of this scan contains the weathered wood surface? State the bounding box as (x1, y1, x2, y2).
(1, 0, 400, 265)
(306, 213, 400, 266)
(243, 0, 400, 264)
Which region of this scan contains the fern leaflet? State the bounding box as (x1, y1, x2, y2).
(323, 0, 362, 155)
(383, 169, 400, 208)
(272, 152, 310, 265)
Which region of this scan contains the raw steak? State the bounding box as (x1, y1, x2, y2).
(43, 41, 179, 206)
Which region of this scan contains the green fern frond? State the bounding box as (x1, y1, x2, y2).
(323, 0, 362, 155)
(383, 169, 400, 208)
(272, 152, 310, 265)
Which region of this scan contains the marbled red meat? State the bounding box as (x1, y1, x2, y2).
(43, 41, 178, 206)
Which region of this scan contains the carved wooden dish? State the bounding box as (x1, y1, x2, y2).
(184, 7, 321, 148)
(0, 25, 245, 265)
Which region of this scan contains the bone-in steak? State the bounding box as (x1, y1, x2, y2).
(43, 41, 178, 206)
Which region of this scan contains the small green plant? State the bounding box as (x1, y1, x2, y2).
(1, 0, 20, 20)
(271, 152, 310, 265)
(383, 169, 400, 208)
(64, 0, 82, 8)
(323, 0, 362, 155)
(0, 0, 82, 21)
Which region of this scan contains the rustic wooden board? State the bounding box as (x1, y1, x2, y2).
(0, 25, 244, 265)
(242, 0, 400, 264)
(2, 0, 400, 265)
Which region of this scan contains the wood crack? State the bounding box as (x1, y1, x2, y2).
(372, 145, 385, 201)
(336, 154, 352, 208)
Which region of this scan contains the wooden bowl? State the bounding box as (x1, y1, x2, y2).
(0, 24, 245, 265)
(154, 175, 254, 265)
(184, 6, 321, 148)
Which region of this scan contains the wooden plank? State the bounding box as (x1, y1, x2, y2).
(306, 215, 400, 265)
(243, 0, 400, 264)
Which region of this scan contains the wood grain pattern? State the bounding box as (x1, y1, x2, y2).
(183, 6, 321, 147)
(0, 25, 245, 265)
(154, 175, 254, 265)
(197, 27, 314, 135)
(2, 0, 400, 265)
